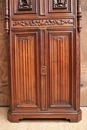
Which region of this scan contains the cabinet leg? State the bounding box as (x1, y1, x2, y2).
(70, 119, 79, 123)
(8, 111, 20, 123)
(8, 118, 20, 123)
(70, 116, 82, 123)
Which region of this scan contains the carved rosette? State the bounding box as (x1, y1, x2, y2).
(13, 19, 73, 27)
(5, 0, 9, 34)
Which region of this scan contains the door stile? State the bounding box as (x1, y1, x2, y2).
(40, 29, 48, 111)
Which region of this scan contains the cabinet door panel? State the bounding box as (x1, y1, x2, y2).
(48, 0, 75, 14)
(10, 31, 40, 111)
(11, 0, 38, 15)
(48, 30, 76, 109)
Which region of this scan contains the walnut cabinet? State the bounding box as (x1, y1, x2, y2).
(5, 0, 82, 122)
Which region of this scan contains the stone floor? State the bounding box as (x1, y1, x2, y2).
(0, 107, 87, 130)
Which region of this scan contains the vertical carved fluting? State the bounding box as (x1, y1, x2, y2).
(15, 36, 37, 105)
(5, 0, 9, 34)
(49, 35, 70, 105)
(77, 0, 82, 33)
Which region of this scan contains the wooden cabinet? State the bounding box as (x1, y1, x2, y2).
(5, 0, 82, 122)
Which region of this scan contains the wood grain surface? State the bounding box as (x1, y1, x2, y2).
(0, 0, 87, 107)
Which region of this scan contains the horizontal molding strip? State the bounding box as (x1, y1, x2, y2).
(13, 19, 74, 27)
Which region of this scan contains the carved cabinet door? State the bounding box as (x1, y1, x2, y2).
(9, 30, 41, 112)
(6, 0, 82, 122)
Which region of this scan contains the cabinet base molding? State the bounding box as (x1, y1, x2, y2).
(8, 109, 82, 123)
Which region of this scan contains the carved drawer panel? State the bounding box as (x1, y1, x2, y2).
(49, 0, 74, 13)
(18, 0, 32, 11)
(12, 0, 37, 15)
(12, 19, 74, 28)
(53, 0, 67, 9)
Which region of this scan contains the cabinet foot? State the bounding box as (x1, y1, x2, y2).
(8, 111, 20, 123)
(69, 109, 82, 123)
(70, 119, 80, 123)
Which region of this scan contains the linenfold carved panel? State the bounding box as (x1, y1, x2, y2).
(18, 0, 32, 10)
(15, 35, 36, 106)
(11, 31, 40, 109)
(48, 31, 72, 106)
